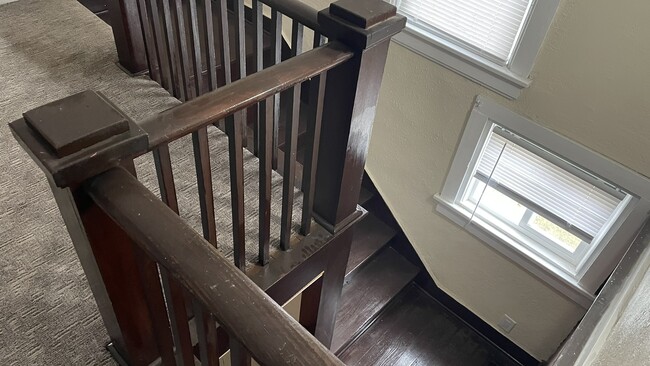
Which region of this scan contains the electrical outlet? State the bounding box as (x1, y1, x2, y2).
(498, 314, 517, 333)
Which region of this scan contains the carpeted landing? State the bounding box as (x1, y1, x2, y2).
(0, 0, 302, 364)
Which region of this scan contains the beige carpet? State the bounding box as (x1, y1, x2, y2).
(0, 0, 300, 364)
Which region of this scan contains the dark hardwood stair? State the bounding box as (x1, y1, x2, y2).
(332, 246, 419, 353)
(345, 213, 397, 278)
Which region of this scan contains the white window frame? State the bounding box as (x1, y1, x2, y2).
(437, 96, 650, 308)
(390, 0, 561, 99)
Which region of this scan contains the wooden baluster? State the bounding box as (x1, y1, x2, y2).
(226, 118, 246, 270)
(291, 21, 304, 56)
(230, 339, 252, 366)
(300, 71, 326, 235)
(171, 0, 193, 100)
(201, 0, 218, 91)
(136, 0, 161, 83)
(193, 300, 220, 366)
(107, 0, 148, 74)
(233, 0, 248, 146)
(192, 127, 218, 246)
(161, 0, 185, 100)
(153, 146, 200, 366)
(133, 248, 177, 366)
(270, 10, 282, 169)
(188, 0, 204, 97)
(251, 0, 264, 156)
(279, 88, 301, 249)
(148, 0, 174, 93)
(215, 0, 231, 86)
(258, 97, 273, 265)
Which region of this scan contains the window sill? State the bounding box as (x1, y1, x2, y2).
(434, 195, 595, 309)
(392, 27, 531, 100)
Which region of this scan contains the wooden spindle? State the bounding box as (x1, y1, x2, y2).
(291, 20, 304, 56)
(252, 0, 264, 155)
(193, 300, 220, 366)
(188, 0, 204, 97)
(152, 146, 198, 366)
(171, 0, 193, 100)
(233, 0, 248, 145)
(136, 0, 162, 83)
(192, 127, 218, 246)
(230, 339, 252, 366)
(201, 0, 218, 91)
(148, 0, 174, 93)
(215, 0, 231, 86)
(258, 97, 273, 265)
(300, 72, 326, 235)
(160, 0, 185, 100)
(226, 118, 246, 270)
(270, 9, 282, 169)
(280, 84, 302, 250)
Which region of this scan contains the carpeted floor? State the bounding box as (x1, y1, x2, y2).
(0, 0, 300, 364)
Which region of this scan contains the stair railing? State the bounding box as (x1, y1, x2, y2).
(10, 0, 404, 364)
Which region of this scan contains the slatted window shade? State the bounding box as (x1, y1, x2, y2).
(396, 0, 534, 64)
(473, 128, 623, 240)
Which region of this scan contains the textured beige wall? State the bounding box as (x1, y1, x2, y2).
(364, 0, 650, 360)
(304, 0, 650, 360)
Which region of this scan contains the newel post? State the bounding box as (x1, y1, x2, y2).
(107, 0, 148, 74)
(307, 0, 406, 348)
(9, 91, 164, 365)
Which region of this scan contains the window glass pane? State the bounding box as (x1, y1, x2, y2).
(397, 0, 534, 63)
(464, 179, 526, 225)
(528, 214, 583, 253)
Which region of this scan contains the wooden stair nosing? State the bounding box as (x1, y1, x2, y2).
(332, 247, 419, 353)
(345, 213, 396, 279)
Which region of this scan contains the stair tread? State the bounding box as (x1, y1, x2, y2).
(332, 247, 419, 353)
(346, 214, 396, 278)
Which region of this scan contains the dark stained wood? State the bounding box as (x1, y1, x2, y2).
(200, 0, 218, 91)
(329, 0, 397, 29)
(160, 0, 185, 100)
(279, 84, 301, 250)
(299, 72, 326, 235)
(136, 0, 162, 83)
(152, 146, 196, 366)
(258, 97, 273, 265)
(229, 339, 252, 366)
(345, 213, 396, 278)
(233, 0, 248, 145)
(312, 228, 353, 348)
(133, 247, 178, 366)
(140, 42, 353, 148)
(193, 300, 220, 366)
(291, 21, 304, 57)
(332, 247, 419, 353)
(299, 276, 323, 335)
(339, 285, 521, 366)
(191, 127, 218, 246)
(85, 167, 344, 366)
(23, 91, 128, 158)
(270, 9, 282, 169)
(148, 0, 174, 93)
(107, 0, 148, 74)
(226, 119, 246, 269)
(251, 0, 263, 156)
(171, 0, 193, 100)
(187, 0, 204, 97)
(257, 0, 321, 32)
(215, 0, 232, 85)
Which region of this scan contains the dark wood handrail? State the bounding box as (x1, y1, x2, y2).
(258, 0, 321, 32)
(85, 167, 344, 365)
(140, 42, 353, 148)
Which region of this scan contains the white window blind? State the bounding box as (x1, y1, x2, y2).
(474, 129, 623, 240)
(397, 0, 534, 64)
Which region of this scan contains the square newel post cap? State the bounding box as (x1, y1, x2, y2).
(9, 90, 148, 188)
(318, 0, 406, 49)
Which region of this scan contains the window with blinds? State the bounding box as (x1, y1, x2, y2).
(459, 125, 628, 270)
(395, 0, 535, 64)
